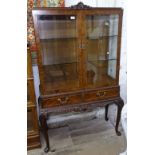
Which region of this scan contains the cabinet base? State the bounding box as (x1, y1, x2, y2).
(39, 97, 124, 153)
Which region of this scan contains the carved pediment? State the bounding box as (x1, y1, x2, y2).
(71, 2, 91, 9)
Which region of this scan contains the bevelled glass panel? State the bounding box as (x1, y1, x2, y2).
(27, 109, 33, 131)
(37, 15, 79, 93)
(86, 15, 119, 87)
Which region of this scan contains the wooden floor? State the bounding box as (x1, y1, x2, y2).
(28, 116, 126, 155)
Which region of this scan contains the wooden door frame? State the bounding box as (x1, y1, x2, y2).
(32, 9, 83, 95)
(80, 8, 123, 88)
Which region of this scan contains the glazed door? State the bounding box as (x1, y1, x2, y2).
(36, 13, 81, 94)
(83, 13, 120, 88)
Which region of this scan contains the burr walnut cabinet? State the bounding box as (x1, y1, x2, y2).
(27, 44, 41, 150)
(32, 2, 124, 152)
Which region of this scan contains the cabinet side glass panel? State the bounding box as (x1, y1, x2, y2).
(86, 15, 119, 87)
(37, 15, 79, 93)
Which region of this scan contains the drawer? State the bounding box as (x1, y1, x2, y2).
(41, 93, 82, 108)
(84, 87, 119, 102)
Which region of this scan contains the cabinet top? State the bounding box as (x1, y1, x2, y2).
(32, 2, 123, 12)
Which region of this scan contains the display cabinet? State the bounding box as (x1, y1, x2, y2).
(32, 2, 124, 152)
(27, 45, 41, 150)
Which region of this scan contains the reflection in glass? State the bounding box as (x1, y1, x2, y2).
(37, 15, 79, 93)
(86, 15, 119, 87)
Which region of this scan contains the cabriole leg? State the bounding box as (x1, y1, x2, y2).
(39, 113, 50, 153)
(105, 104, 109, 121)
(115, 99, 124, 136)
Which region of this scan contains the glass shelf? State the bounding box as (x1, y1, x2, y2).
(88, 59, 117, 67)
(87, 35, 118, 40)
(88, 58, 117, 62)
(86, 59, 117, 87)
(40, 37, 77, 41)
(86, 34, 118, 62)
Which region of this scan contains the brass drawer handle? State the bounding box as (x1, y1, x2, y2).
(57, 97, 69, 105)
(96, 91, 106, 97)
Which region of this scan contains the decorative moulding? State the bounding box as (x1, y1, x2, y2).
(71, 2, 91, 9)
